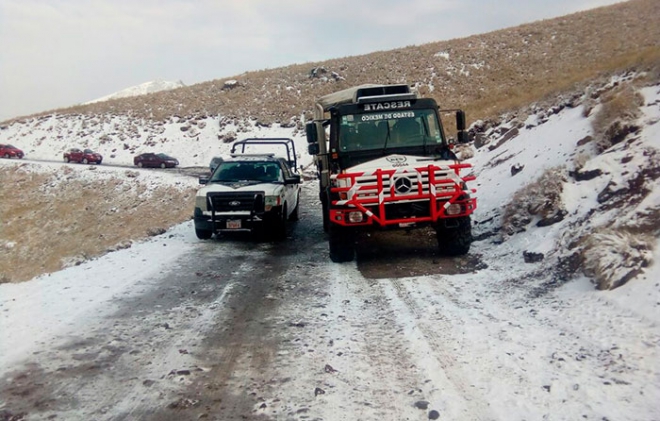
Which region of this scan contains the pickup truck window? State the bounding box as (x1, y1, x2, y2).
(211, 162, 282, 183)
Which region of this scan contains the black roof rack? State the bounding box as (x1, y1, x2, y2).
(230, 138, 298, 170)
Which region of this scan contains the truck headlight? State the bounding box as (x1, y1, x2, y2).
(446, 203, 462, 215)
(196, 195, 208, 211)
(265, 195, 280, 211)
(348, 211, 364, 223)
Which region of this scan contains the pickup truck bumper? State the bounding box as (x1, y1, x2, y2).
(194, 206, 282, 233)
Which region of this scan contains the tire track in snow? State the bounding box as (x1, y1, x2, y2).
(386, 278, 496, 421)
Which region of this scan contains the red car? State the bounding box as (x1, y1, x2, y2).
(0, 144, 24, 159)
(133, 152, 179, 168)
(63, 148, 103, 164)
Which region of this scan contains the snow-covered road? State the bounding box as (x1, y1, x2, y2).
(1, 185, 658, 420)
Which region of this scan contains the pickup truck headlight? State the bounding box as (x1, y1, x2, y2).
(264, 195, 281, 211)
(195, 194, 208, 211)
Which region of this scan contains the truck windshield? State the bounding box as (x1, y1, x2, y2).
(338, 109, 443, 152)
(210, 162, 282, 183)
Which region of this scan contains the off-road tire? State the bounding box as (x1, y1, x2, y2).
(329, 225, 355, 263)
(436, 216, 472, 256)
(195, 228, 213, 240)
(321, 195, 330, 233)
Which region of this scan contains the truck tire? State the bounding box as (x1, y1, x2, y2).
(436, 216, 472, 256)
(329, 225, 355, 263)
(289, 196, 300, 221)
(321, 194, 329, 232)
(270, 205, 287, 240)
(195, 228, 213, 240)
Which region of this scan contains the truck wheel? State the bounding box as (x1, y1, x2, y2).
(195, 228, 213, 240)
(289, 196, 300, 221)
(272, 205, 287, 240)
(321, 195, 329, 232)
(83, 158, 89, 164)
(436, 216, 472, 256)
(329, 225, 355, 263)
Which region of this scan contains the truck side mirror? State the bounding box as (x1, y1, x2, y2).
(306, 122, 318, 144)
(308, 143, 320, 155)
(199, 176, 208, 185)
(456, 110, 466, 131)
(286, 174, 301, 184)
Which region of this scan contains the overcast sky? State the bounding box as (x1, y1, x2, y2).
(0, 0, 626, 121)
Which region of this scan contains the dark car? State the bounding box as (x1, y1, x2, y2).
(134, 152, 179, 168)
(0, 144, 24, 159)
(63, 148, 103, 164)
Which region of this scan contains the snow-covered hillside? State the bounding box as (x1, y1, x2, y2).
(0, 114, 310, 169)
(471, 75, 660, 294)
(84, 79, 185, 104)
(1, 73, 658, 296)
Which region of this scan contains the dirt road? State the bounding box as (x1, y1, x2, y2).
(1, 187, 657, 421)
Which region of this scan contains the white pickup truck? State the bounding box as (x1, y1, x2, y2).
(193, 138, 302, 240)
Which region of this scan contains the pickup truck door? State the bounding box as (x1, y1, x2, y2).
(280, 161, 297, 216)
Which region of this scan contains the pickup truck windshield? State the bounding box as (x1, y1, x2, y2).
(210, 162, 282, 183)
(338, 109, 443, 152)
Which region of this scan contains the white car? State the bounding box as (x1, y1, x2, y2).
(193, 152, 301, 240)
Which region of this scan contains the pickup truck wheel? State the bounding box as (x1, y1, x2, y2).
(83, 158, 89, 164)
(195, 228, 213, 240)
(274, 205, 287, 240)
(436, 216, 472, 256)
(289, 196, 300, 221)
(329, 225, 355, 263)
(160, 163, 166, 169)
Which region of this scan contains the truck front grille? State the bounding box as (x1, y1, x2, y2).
(207, 191, 265, 212)
(350, 169, 455, 200)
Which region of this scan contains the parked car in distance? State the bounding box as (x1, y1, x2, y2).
(63, 148, 103, 164)
(134, 152, 179, 168)
(0, 144, 24, 159)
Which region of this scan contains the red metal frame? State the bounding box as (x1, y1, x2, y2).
(329, 163, 477, 227)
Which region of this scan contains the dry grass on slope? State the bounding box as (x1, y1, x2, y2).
(7, 0, 659, 127)
(0, 166, 195, 283)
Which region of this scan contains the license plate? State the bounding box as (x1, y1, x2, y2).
(227, 220, 241, 229)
